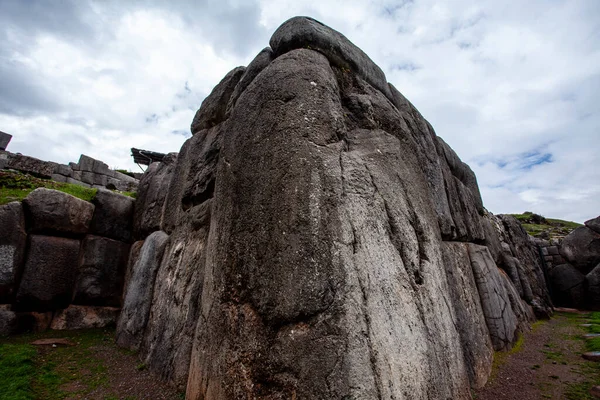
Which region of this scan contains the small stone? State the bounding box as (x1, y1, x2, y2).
(583, 352, 600, 362)
(31, 338, 75, 346)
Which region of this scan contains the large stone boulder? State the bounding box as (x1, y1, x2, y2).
(560, 226, 600, 274)
(585, 263, 600, 310)
(51, 305, 120, 330)
(72, 235, 130, 307)
(586, 215, 600, 234)
(549, 263, 585, 308)
(14, 235, 80, 311)
(133, 154, 177, 239)
(116, 231, 169, 351)
(190, 67, 245, 134)
(90, 189, 134, 242)
(23, 188, 94, 235)
(270, 16, 393, 100)
(6, 153, 57, 178)
(0, 202, 27, 302)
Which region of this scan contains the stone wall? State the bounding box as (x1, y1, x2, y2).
(1, 151, 139, 192)
(0, 188, 134, 335)
(536, 216, 600, 310)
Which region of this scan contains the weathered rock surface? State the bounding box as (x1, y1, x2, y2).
(0, 202, 27, 302)
(585, 263, 600, 310)
(116, 231, 169, 351)
(550, 263, 585, 308)
(23, 188, 94, 235)
(270, 16, 393, 100)
(14, 235, 80, 311)
(560, 226, 600, 274)
(6, 153, 57, 178)
(133, 154, 177, 239)
(586, 216, 600, 235)
(0, 305, 17, 336)
(73, 235, 130, 307)
(51, 305, 120, 330)
(118, 17, 552, 399)
(190, 67, 245, 134)
(123, 240, 144, 302)
(90, 189, 134, 242)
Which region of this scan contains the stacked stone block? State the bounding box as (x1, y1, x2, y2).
(1, 151, 138, 192)
(0, 187, 135, 335)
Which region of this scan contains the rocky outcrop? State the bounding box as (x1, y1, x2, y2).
(23, 188, 94, 235)
(560, 226, 600, 274)
(116, 17, 554, 399)
(90, 189, 134, 242)
(0, 188, 134, 331)
(116, 231, 169, 351)
(14, 235, 81, 311)
(0, 202, 27, 303)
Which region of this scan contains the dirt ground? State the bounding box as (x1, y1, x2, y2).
(475, 311, 600, 400)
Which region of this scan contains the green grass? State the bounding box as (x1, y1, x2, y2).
(0, 344, 36, 400)
(0, 329, 112, 399)
(562, 312, 600, 399)
(509, 212, 582, 238)
(0, 170, 97, 205)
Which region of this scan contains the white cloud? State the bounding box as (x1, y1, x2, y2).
(0, 0, 598, 222)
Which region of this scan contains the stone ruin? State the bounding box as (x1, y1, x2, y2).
(0, 16, 598, 400)
(0, 151, 139, 192)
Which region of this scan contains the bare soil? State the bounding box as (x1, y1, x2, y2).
(475, 311, 600, 400)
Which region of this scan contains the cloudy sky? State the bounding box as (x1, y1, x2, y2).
(1, 0, 598, 222)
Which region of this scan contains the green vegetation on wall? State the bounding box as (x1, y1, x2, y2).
(510, 211, 582, 239)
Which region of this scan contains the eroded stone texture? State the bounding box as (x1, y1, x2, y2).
(467, 243, 521, 351)
(90, 189, 134, 242)
(585, 263, 600, 311)
(186, 48, 473, 400)
(560, 226, 600, 274)
(51, 305, 120, 330)
(0, 202, 27, 303)
(550, 263, 585, 308)
(14, 235, 80, 312)
(133, 154, 177, 239)
(226, 47, 274, 115)
(116, 231, 169, 351)
(441, 242, 493, 389)
(23, 188, 94, 235)
(586, 216, 600, 234)
(73, 235, 130, 307)
(190, 67, 245, 134)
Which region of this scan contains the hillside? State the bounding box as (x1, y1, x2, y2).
(510, 211, 582, 239)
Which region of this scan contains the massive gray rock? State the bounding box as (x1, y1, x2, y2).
(560, 226, 600, 273)
(120, 17, 551, 399)
(270, 16, 393, 100)
(116, 231, 169, 351)
(586, 216, 600, 235)
(90, 189, 134, 242)
(190, 67, 245, 134)
(51, 305, 120, 330)
(14, 235, 80, 312)
(72, 235, 130, 307)
(585, 263, 600, 310)
(0, 202, 27, 303)
(226, 47, 273, 116)
(133, 154, 177, 239)
(549, 263, 585, 308)
(6, 153, 57, 178)
(23, 188, 94, 235)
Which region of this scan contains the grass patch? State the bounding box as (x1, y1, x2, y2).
(509, 212, 582, 238)
(0, 329, 112, 399)
(0, 170, 97, 205)
(0, 344, 37, 400)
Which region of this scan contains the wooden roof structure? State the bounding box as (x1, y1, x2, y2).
(131, 148, 167, 166)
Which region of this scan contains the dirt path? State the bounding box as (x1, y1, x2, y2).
(475, 312, 600, 400)
(0, 328, 182, 400)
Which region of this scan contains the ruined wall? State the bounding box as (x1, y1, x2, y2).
(0, 188, 134, 335)
(1, 152, 139, 192)
(118, 16, 553, 399)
